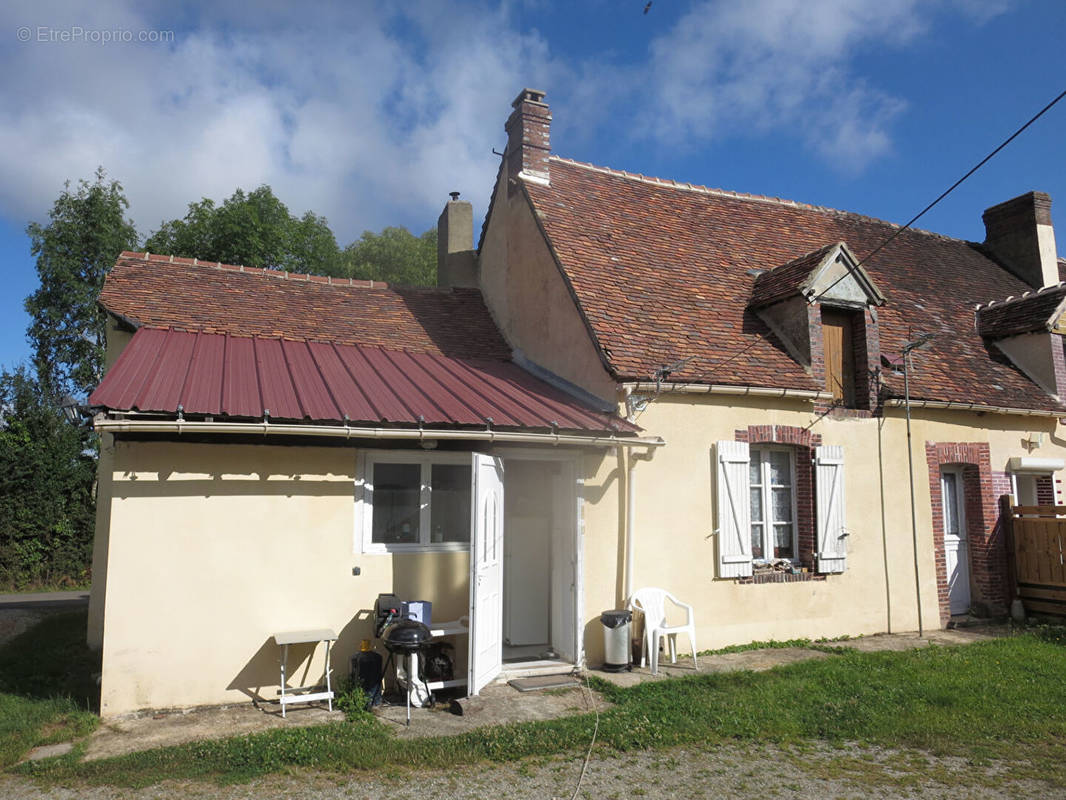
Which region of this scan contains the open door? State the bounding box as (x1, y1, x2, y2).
(468, 453, 504, 695)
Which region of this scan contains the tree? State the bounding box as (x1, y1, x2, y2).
(144, 186, 346, 277)
(25, 168, 138, 400)
(0, 366, 96, 589)
(343, 226, 437, 286)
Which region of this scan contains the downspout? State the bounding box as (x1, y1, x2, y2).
(624, 447, 657, 602)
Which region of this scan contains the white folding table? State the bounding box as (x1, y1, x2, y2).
(273, 628, 337, 718)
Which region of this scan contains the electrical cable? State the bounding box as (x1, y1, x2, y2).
(642, 86, 1066, 390)
(568, 671, 601, 800)
(810, 87, 1066, 304)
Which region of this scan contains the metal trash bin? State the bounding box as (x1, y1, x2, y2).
(600, 609, 633, 672)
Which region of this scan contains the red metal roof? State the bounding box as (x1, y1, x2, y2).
(90, 328, 635, 433)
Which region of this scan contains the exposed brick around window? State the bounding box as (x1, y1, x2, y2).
(1037, 475, 1056, 505)
(739, 425, 822, 571)
(925, 442, 1008, 626)
(810, 302, 882, 414)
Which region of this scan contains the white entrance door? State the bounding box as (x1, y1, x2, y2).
(468, 453, 504, 695)
(940, 468, 971, 615)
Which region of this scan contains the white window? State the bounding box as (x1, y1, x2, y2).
(358, 452, 472, 553)
(749, 447, 797, 561)
(716, 441, 847, 577)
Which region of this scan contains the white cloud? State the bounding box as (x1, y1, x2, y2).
(634, 0, 1002, 171)
(0, 0, 557, 241)
(0, 0, 1008, 244)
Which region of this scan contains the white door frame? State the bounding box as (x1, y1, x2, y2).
(940, 467, 971, 615)
(491, 446, 586, 668)
(468, 453, 504, 695)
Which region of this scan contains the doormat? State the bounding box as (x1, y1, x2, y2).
(508, 674, 581, 692)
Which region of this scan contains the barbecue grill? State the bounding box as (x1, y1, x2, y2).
(381, 619, 433, 654)
(381, 619, 434, 725)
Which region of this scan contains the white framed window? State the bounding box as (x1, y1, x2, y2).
(716, 440, 846, 578)
(357, 451, 472, 554)
(749, 447, 797, 561)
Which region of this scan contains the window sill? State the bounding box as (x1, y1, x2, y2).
(738, 571, 827, 585)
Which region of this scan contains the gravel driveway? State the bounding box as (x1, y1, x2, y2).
(3, 741, 1062, 799)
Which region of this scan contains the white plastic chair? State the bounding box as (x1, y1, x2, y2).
(627, 587, 699, 675)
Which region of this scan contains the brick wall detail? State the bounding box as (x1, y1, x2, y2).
(925, 442, 1008, 626)
(810, 303, 881, 415)
(737, 425, 823, 571)
(505, 91, 551, 194)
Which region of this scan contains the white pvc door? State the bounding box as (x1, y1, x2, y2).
(468, 453, 504, 695)
(941, 469, 971, 615)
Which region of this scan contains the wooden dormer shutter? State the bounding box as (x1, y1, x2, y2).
(822, 310, 856, 406)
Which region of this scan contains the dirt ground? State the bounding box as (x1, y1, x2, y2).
(84, 682, 611, 760)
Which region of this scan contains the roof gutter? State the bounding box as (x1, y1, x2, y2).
(883, 398, 1063, 418)
(624, 381, 832, 401)
(93, 417, 665, 449)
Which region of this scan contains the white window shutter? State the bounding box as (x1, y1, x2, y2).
(716, 440, 752, 578)
(815, 445, 847, 573)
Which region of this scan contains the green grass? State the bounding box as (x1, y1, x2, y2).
(12, 630, 1066, 789)
(0, 610, 99, 768)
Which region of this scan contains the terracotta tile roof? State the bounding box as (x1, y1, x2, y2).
(90, 327, 633, 432)
(101, 252, 510, 361)
(975, 284, 1066, 339)
(522, 158, 1065, 411)
(749, 242, 842, 308)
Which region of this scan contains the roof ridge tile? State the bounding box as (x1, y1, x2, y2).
(975, 281, 1066, 311)
(119, 251, 392, 290)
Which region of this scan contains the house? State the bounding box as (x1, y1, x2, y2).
(87, 89, 1065, 717)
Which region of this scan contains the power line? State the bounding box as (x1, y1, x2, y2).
(649, 86, 1066, 390)
(810, 87, 1066, 303)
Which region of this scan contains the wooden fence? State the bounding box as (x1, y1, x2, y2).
(1007, 503, 1066, 616)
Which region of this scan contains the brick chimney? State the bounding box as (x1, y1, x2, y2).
(982, 192, 1059, 289)
(437, 192, 478, 288)
(504, 88, 550, 193)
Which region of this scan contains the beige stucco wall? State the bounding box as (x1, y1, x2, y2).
(574, 393, 1063, 665)
(93, 397, 1064, 713)
(96, 440, 469, 717)
(479, 180, 617, 404)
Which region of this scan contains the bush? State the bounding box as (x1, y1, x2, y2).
(333, 679, 371, 721)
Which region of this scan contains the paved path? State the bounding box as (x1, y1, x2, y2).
(0, 591, 89, 609)
(0, 591, 89, 648)
(74, 626, 1003, 760)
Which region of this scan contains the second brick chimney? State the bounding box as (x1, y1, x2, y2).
(504, 88, 551, 193)
(982, 191, 1059, 289)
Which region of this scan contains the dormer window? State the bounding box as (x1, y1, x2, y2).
(974, 284, 1066, 401)
(749, 241, 885, 411)
(821, 308, 857, 406)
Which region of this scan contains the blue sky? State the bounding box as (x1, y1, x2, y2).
(1, 0, 1063, 372)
